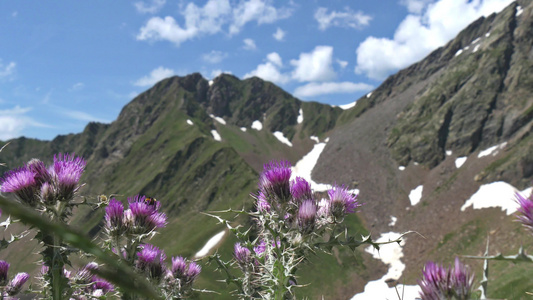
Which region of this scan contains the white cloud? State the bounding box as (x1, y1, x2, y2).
(243, 38, 257, 50)
(61, 109, 111, 123)
(400, 0, 432, 14)
(0, 106, 46, 140)
(134, 0, 166, 14)
(210, 69, 232, 78)
(134, 66, 175, 87)
(137, 0, 291, 46)
(244, 52, 290, 84)
(229, 0, 292, 34)
(314, 7, 372, 31)
(355, 0, 514, 80)
(69, 82, 84, 91)
(293, 81, 373, 98)
(273, 27, 286, 41)
(0, 60, 16, 79)
(337, 59, 348, 69)
(291, 46, 336, 82)
(202, 50, 228, 63)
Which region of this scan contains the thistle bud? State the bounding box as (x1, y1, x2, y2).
(5, 272, 29, 296)
(297, 200, 317, 234)
(259, 161, 292, 203)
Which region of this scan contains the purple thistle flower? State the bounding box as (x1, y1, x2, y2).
(186, 261, 201, 283)
(418, 258, 474, 300)
(234, 243, 252, 265)
(259, 160, 292, 202)
(136, 244, 167, 280)
(0, 167, 39, 206)
(253, 240, 266, 257)
(91, 276, 114, 295)
(50, 153, 86, 201)
(255, 191, 271, 213)
(516, 192, 533, 232)
(0, 260, 10, 286)
(327, 185, 360, 219)
(127, 195, 167, 234)
(75, 262, 98, 284)
(171, 256, 187, 278)
(39, 182, 57, 205)
(297, 200, 317, 234)
(105, 198, 125, 235)
(5, 272, 29, 296)
(27, 158, 51, 185)
(290, 177, 312, 203)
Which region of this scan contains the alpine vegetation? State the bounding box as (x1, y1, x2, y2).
(208, 160, 406, 299)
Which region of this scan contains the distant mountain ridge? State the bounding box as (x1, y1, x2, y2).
(2, 1, 533, 298)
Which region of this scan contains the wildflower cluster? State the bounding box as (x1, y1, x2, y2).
(213, 160, 363, 299)
(418, 257, 475, 300)
(104, 195, 201, 298)
(0, 260, 29, 299)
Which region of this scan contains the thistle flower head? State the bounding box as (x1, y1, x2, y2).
(255, 191, 271, 213)
(234, 243, 252, 265)
(50, 153, 86, 201)
(418, 258, 474, 300)
(127, 195, 167, 234)
(297, 200, 317, 234)
(185, 261, 201, 283)
(516, 192, 533, 232)
(40, 182, 57, 205)
(0, 167, 39, 206)
(171, 256, 201, 288)
(253, 240, 266, 257)
(91, 276, 114, 295)
(0, 260, 10, 285)
(105, 198, 125, 235)
(171, 256, 187, 278)
(290, 177, 312, 203)
(75, 262, 98, 284)
(136, 244, 167, 280)
(27, 158, 51, 184)
(5, 272, 29, 296)
(327, 185, 360, 219)
(259, 160, 292, 202)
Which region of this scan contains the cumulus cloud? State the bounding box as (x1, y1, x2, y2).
(293, 81, 373, 98)
(202, 50, 228, 63)
(244, 52, 290, 84)
(243, 38, 257, 50)
(400, 0, 432, 14)
(137, 0, 291, 46)
(290, 46, 336, 82)
(355, 0, 514, 80)
(337, 59, 348, 69)
(273, 27, 286, 41)
(314, 7, 372, 31)
(134, 0, 166, 14)
(210, 69, 232, 78)
(0, 60, 16, 79)
(0, 106, 46, 140)
(134, 66, 175, 87)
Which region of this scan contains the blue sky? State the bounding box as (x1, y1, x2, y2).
(0, 0, 514, 140)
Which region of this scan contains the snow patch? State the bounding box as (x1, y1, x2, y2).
(209, 114, 226, 125)
(297, 108, 304, 124)
(398, 166, 405, 171)
(516, 5, 523, 16)
(455, 156, 467, 168)
(366, 92, 372, 98)
(478, 142, 507, 158)
(485, 32, 491, 37)
(473, 44, 481, 53)
(194, 230, 226, 258)
(251, 120, 263, 131)
(211, 130, 221, 141)
(240, 127, 247, 132)
(461, 182, 532, 215)
(464, 46, 470, 50)
(339, 101, 356, 110)
(471, 37, 481, 44)
(446, 150, 452, 156)
(454, 49, 463, 57)
(351, 232, 420, 300)
(187, 119, 193, 125)
(310, 136, 320, 143)
(409, 185, 423, 206)
(324, 137, 330, 143)
(208, 80, 214, 86)
(389, 216, 397, 227)
(273, 131, 293, 147)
